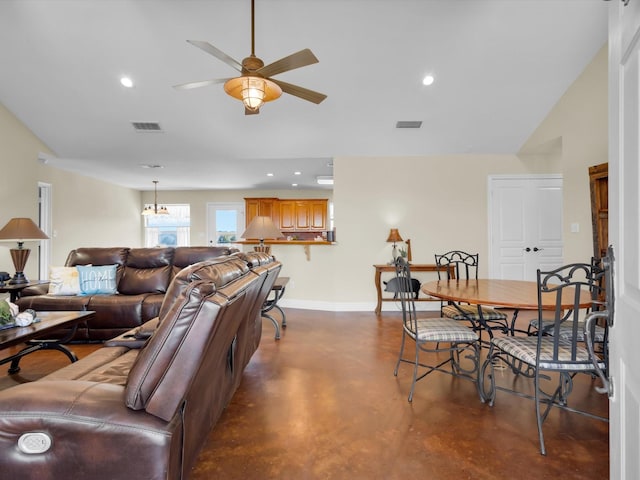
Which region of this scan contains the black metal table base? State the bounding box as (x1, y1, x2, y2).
(1, 324, 79, 374)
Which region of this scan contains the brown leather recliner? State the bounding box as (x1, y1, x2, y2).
(0, 252, 281, 479)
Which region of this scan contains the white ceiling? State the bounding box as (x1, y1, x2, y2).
(0, 0, 608, 191)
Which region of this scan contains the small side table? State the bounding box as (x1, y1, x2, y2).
(373, 264, 455, 315)
(0, 280, 49, 303)
(261, 276, 289, 340)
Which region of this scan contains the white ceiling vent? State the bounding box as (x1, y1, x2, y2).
(132, 122, 163, 132)
(395, 121, 422, 129)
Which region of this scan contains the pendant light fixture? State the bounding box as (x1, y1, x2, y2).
(142, 180, 169, 215)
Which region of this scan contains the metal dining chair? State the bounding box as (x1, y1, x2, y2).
(479, 259, 611, 455)
(435, 250, 509, 340)
(393, 257, 481, 402)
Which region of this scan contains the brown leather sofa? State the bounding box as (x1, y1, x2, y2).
(17, 246, 238, 341)
(0, 252, 281, 479)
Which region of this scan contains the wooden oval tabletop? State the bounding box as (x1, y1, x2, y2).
(421, 279, 591, 310)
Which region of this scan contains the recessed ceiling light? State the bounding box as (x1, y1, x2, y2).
(422, 75, 435, 86)
(316, 176, 334, 185)
(294, 171, 302, 175)
(266, 173, 274, 177)
(292, 183, 298, 187)
(120, 76, 134, 88)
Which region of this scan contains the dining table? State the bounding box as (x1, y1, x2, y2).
(420, 278, 593, 336)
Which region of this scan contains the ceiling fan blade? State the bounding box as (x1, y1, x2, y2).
(257, 48, 319, 78)
(270, 79, 327, 104)
(173, 78, 230, 90)
(186, 40, 243, 72)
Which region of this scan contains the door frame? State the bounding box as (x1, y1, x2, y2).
(206, 202, 245, 246)
(487, 173, 563, 279)
(37, 182, 52, 280)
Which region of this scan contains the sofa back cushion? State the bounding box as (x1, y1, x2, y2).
(118, 247, 175, 295)
(65, 247, 129, 267)
(172, 246, 232, 271)
(65, 247, 129, 286)
(159, 256, 250, 320)
(124, 258, 249, 421)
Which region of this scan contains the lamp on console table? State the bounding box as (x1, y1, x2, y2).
(241, 216, 282, 254)
(0, 217, 49, 284)
(386, 228, 403, 261)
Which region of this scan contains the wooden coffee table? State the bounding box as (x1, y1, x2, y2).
(0, 310, 95, 374)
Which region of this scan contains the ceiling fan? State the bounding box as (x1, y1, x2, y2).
(173, 0, 327, 115)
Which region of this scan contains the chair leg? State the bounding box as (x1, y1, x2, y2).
(408, 343, 420, 403)
(534, 369, 547, 456)
(394, 330, 407, 376)
(479, 348, 497, 405)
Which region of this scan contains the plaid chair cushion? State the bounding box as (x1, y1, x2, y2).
(529, 319, 607, 343)
(442, 304, 508, 321)
(407, 318, 479, 343)
(492, 336, 606, 370)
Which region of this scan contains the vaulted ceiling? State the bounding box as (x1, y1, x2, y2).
(0, 0, 608, 191)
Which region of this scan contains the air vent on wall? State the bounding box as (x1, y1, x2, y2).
(132, 122, 163, 132)
(395, 121, 422, 129)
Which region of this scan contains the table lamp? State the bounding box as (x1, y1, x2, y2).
(386, 228, 403, 261)
(0, 217, 49, 284)
(241, 216, 282, 253)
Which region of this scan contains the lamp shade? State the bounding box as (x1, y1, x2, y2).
(0, 218, 49, 242)
(241, 216, 282, 241)
(224, 75, 282, 112)
(0, 218, 48, 284)
(386, 228, 403, 243)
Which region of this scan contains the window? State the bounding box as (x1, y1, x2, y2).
(144, 204, 190, 247)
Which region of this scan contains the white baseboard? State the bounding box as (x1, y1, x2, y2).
(278, 298, 441, 312)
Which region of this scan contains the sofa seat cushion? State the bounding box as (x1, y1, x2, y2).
(141, 293, 164, 324)
(41, 346, 136, 385)
(85, 294, 149, 341)
(17, 294, 91, 311)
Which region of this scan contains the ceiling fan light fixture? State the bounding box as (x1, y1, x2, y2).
(224, 76, 282, 111)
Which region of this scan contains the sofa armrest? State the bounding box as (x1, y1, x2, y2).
(0, 380, 181, 480)
(18, 283, 49, 297)
(104, 317, 160, 348)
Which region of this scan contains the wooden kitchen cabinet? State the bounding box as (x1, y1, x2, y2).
(309, 200, 327, 230)
(279, 199, 327, 231)
(244, 198, 278, 227)
(246, 197, 328, 232)
(278, 200, 296, 230)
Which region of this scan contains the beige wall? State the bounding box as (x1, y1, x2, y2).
(0, 43, 606, 310)
(519, 44, 608, 264)
(0, 103, 141, 284)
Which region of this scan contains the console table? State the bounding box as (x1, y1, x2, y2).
(374, 264, 454, 315)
